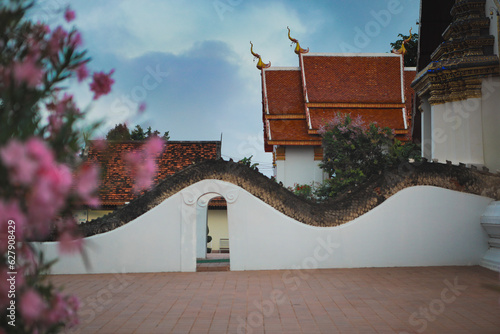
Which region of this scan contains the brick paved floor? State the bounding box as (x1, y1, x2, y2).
(51, 266, 500, 334)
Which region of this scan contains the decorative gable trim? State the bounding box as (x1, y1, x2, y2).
(314, 146, 323, 161)
(412, 0, 500, 105)
(275, 146, 286, 161)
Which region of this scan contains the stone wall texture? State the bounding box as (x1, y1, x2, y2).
(78, 159, 500, 237)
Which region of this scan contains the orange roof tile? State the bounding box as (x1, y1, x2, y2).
(268, 119, 318, 143)
(263, 68, 304, 115)
(302, 54, 404, 104)
(259, 53, 411, 148)
(85, 141, 221, 207)
(310, 108, 406, 130)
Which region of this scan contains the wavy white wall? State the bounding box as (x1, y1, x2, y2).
(37, 180, 491, 274)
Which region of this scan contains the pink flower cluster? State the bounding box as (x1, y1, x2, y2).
(17, 288, 79, 328)
(90, 70, 115, 100)
(124, 137, 165, 193)
(0, 138, 99, 239)
(46, 93, 80, 135)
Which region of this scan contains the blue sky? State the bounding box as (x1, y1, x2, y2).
(32, 0, 420, 176)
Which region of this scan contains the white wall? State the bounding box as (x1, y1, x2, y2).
(481, 77, 500, 171)
(275, 146, 323, 188)
(37, 180, 491, 274)
(425, 77, 500, 171)
(431, 99, 485, 165)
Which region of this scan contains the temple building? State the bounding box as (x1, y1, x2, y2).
(412, 0, 500, 170)
(253, 29, 416, 187)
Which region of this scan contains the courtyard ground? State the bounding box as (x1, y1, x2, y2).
(51, 266, 500, 334)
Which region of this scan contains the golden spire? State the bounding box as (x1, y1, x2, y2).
(393, 28, 413, 55)
(250, 41, 271, 70)
(287, 26, 309, 54)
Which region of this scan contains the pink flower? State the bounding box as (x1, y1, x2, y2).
(64, 8, 76, 22)
(0, 200, 26, 250)
(69, 31, 82, 47)
(0, 269, 11, 308)
(0, 139, 38, 185)
(25, 137, 55, 169)
(124, 138, 165, 193)
(144, 136, 165, 155)
(76, 63, 88, 82)
(58, 231, 84, 254)
(134, 159, 157, 192)
(12, 57, 44, 87)
(48, 26, 68, 58)
(66, 295, 80, 326)
(74, 164, 100, 207)
(46, 293, 66, 323)
(138, 102, 147, 113)
(93, 138, 107, 150)
(90, 69, 115, 100)
(20, 289, 44, 321)
(27, 164, 73, 234)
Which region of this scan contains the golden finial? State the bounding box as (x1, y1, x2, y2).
(287, 26, 309, 54)
(250, 41, 271, 70)
(392, 28, 413, 55)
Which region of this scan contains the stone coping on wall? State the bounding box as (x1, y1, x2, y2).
(76, 159, 500, 237)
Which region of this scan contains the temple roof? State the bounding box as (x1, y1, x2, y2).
(84, 140, 221, 207)
(301, 54, 404, 104)
(261, 53, 415, 150)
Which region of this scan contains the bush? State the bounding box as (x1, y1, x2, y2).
(318, 113, 420, 198)
(288, 183, 315, 201)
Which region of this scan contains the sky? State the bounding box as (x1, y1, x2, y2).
(31, 0, 420, 177)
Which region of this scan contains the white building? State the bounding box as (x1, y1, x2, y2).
(412, 0, 500, 170)
(253, 33, 415, 188)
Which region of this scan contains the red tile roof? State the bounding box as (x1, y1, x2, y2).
(261, 53, 413, 147)
(85, 141, 221, 207)
(310, 108, 405, 130)
(268, 119, 319, 143)
(302, 55, 403, 104)
(264, 69, 304, 114)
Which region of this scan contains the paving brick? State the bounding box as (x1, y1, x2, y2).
(50, 266, 500, 333)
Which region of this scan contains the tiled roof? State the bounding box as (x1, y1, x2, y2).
(310, 108, 405, 130)
(261, 53, 413, 147)
(302, 54, 403, 104)
(268, 119, 319, 143)
(85, 140, 221, 207)
(264, 69, 304, 114)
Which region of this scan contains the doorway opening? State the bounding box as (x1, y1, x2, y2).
(196, 196, 229, 272)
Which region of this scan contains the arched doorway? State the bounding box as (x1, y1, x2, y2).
(195, 193, 229, 271)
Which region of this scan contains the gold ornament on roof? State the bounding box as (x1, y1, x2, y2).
(392, 28, 413, 55)
(287, 26, 309, 54)
(250, 41, 271, 70)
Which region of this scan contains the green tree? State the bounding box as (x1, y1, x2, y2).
(390, 31, 419, 67)
(106, 123, 131, 141)
(318, 114, 420, 199)
(130, 124, 146, 140)
(105, 123, 170, 141)
(238, 155, 259, 170)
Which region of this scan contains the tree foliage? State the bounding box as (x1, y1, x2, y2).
(106, 123, 170, 141)
(390, 31, 419, 67)
(318, 114, 420, 199)
(106, 123, 131, 141)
